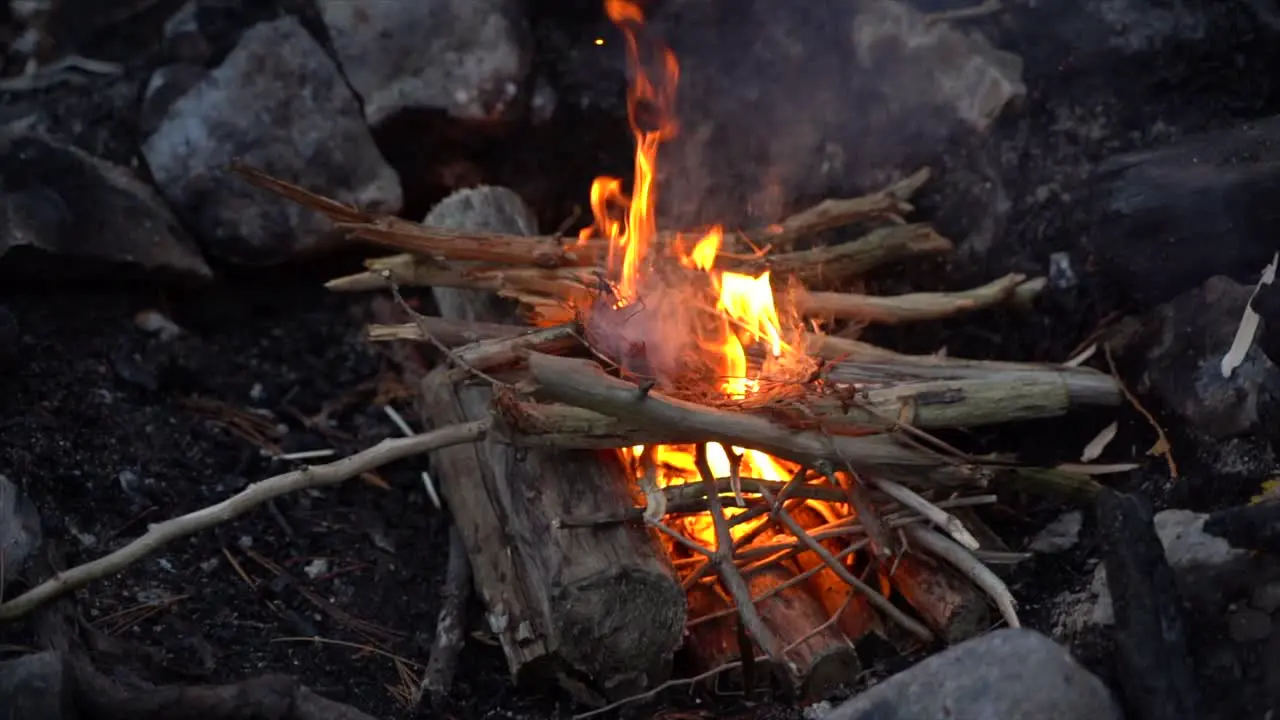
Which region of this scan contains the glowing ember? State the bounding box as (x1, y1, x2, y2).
(583, 0, 826, 550)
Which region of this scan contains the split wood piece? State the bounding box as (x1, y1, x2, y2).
(523, 352, 980, 486)
(502, 370, 1119, 440)
(0, 421, 489, 621)
(366, 309, 525, 348)
(329, 254, 600, 303)
(418, 523, 472, 704)
(1096, 489, 1202, 720)
(819, 361, 1121, 412)
(808, 372, 1119, 434)
(413, 187, 684, 705)
(320, 170, 932, 293)
(437, 324, 581, 381)
(745, 559, 863, 701)
(747, 167, 932, 252)
(890, 553, 991, 644)
(808, 334, 1119, 385)
(796, 273, 1041, 324)
(722, 224, 952, 290)
(234, 164, 586, 268)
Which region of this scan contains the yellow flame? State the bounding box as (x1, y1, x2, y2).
(596, 1, 821, 551)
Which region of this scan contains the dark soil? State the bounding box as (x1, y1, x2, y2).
(0, 269, 565, 719)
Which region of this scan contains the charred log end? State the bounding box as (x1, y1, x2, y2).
(552, 566, 687, 700)
(748, 562, 863, 702)
(893, 553, 992, 645)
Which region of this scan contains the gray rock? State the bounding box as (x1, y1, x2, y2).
(142, 16, 403, 265)
(823, 629, 1121, 720)
(0, 652, 69, 720)
(0, 475, 41, 584)
(0, 133, 211, 281)
(1126, 276, 1280, 439)
(1089, 509, 1277, 622)
(317, 0, 531, 125)
(1227, 607, 1272, 643)
(1030, 510, 1084, 554)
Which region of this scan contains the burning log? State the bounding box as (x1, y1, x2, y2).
(414, 187, 685, 705)
(890, 553, 991, 644)
(745, 559, 863, 700)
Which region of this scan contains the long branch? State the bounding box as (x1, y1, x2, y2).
(523, 352, 979, 485)
(796, 273, 1038, 324)
(0, 421, 489, 621)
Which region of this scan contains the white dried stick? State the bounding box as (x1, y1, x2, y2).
(0, 421, 489, 621)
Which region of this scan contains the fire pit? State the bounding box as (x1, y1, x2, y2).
(232, 0, 1127, 708)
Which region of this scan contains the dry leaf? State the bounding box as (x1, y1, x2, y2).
(1222, 251, 1278, 379)
(1080, 421, 1118, 462)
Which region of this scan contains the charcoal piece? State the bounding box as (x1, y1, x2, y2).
(1205, 502, 1280, 555)
(1096, 489, 1202, 720)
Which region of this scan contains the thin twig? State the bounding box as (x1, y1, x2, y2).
(753, 484, 934, 643)
(695, 444, 790, 671)
(827, 464, 895, 560)
(870, 477, 979, 550)
(383, 271, 511, 388)
(0, 421, 488, 621)
(904, 524, 1019, 629)
(1104, 344, 1178, 479)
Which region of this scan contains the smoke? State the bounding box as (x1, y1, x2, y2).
(644, 0, 1024, 230)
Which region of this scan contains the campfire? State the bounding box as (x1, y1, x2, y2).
(225, 0, 1125, 709)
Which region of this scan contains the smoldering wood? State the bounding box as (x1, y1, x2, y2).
(414, 187, 685, 704)
(890, 553, 991, 644)
(745, 558, 863, 701)
(1096, 489, 1202, 720)
(1086, 115, 1280, 306)
(1203, 501, 1280, 554)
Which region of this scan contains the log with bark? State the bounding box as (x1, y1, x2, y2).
(413, 187, 685, 705)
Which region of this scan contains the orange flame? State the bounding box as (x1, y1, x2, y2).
(593, 1, 821, 549)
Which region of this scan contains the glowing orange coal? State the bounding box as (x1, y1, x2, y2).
(580, 0, 826, 548)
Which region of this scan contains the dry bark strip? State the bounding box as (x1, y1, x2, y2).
(414, 186, 684, 705)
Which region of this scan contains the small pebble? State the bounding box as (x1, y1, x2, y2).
(1227, 608, 1272, 643)
(304, 558, 330, 579)
(134, 309, 183, 341)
